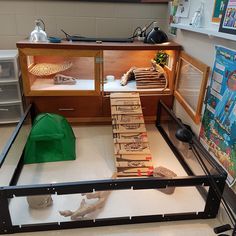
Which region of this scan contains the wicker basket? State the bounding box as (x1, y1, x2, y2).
(29, 61, 72, 77)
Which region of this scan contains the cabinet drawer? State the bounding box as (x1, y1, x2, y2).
(102, 96, 111, 117)
(0, 83, 21, 103)
(0, 60, 17, 81)
(32, 96, 102, 117)
(0, 103, 23, 123)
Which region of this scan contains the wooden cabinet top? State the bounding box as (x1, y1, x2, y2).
(16, 40, 182, 50)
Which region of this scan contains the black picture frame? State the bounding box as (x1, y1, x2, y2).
(219, 0, 236, 35)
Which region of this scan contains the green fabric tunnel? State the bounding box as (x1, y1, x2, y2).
(24, 113, 76, 164)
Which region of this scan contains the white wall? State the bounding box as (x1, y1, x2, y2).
(171, 0, 236, 193)
(170, 0, 236, 135)
(0, 1, 168, 49)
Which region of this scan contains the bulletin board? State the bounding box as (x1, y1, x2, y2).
(199, 45, 236, 186)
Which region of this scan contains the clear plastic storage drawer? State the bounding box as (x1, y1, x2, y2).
(0, 60, 16, 80)
(0, 103, 22, 123)
(0, 83, 21, 102)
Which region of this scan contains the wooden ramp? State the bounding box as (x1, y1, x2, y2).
(110, 92, 154, 177)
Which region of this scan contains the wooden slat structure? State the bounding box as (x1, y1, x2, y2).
(133, 67, 167, 89)
(110, 92, 153, 177)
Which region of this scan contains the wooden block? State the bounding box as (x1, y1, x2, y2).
(115, 154, 152, 161)
(111, 105, 142, 115)
(116, 172, 143, 177)
(117, 166, 154, 177)
(110, 92, 140, 98)
(113, 132, 148, 143)
(117, 167, 154, 173)
(136, 85, 166, 89)
(114, 143, 151, 155)
(136, 81, 166, 85)
(117, 173, 151, 177)
(110, 92, 153, 177)
(116, 161, 153, 168)
(113, 123, 146, 133)
(112, 114, 144, 124)
(110, 98, 141, 106)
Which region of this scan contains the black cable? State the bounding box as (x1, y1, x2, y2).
(233, 225, 236, 236)
(129, 21, 156, 40)
(61, 29, 85, 41)
(130, 26, 142, 39)
(61, 21, 156, 42)
(144, 20, 155, 31)
(37, 18, 46, 31)
(61, 29, 70, 40)
(191, 144, 236, 234)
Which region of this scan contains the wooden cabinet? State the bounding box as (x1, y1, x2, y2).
(17, 40, 182, 123)
(19, 48, 101, 97)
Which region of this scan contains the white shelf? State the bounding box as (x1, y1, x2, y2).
(171, 23, 236, 41)
(0, 119, 20, 124)
(0, 100, 22, 105)
(0, 50, 18, 60)
(0, 79, 18, 83)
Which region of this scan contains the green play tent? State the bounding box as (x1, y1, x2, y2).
(24, 113, 76, 164)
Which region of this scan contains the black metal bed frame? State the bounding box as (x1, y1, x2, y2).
(0, 101, 228, 234)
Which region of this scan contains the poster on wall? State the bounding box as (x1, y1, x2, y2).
(199, 46, 236, 186)
(168, 0, 179, 36)
(212, 0, 227, 23)
(219, 0, 236, 35)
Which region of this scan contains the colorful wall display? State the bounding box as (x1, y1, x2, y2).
(199, 46, 236, 186)
(219, 0, 236, 35)
(212, 0, 227, 23)
(168, 0, 179, 36)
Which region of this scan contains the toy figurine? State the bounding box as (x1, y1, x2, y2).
(27, 195, 53, 209)
(59, 173, 116, 220)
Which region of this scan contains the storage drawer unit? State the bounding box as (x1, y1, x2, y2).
(0, 50, 24, 124)
(0, 82, 21, 103)
(0, 50, 19, 81)
(0, 60, 17, 81)
(0, 103, 23, 124)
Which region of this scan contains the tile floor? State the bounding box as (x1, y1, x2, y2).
(0, 124, 226, 236)
(0, 124, 16, 153)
